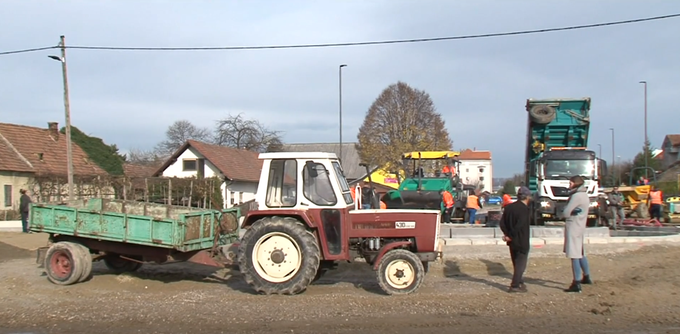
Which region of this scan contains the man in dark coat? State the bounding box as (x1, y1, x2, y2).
(499, 186, 532, 293)
(19, 189, 33, 233)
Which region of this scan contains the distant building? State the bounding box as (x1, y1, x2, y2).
(661, 134, 680, 169)
(457, 149, 493, 191)
(153, 140, 262, 208)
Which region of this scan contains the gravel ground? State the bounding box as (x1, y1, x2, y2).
(1, 233, 680, 334)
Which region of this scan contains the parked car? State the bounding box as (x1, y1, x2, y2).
(487, 196, 502, 205)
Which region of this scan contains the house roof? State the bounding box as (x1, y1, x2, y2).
(664, 134, 680, 147)
(154, 140, 262, 182)
(123, 163, 158, 178)
(0, 122, 107, 176)
(279, 143, 365, 180)
(458, 149, 492, 160)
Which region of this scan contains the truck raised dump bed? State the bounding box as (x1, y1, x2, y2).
(30, 198, 240, 285)
(524, 98, 607, 226)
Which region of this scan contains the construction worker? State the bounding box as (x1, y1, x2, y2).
(647, 185, 663, 222)
(442, 159, 456, 176)
(607, 186, 625, 228)
(466, 190, 483, 225)
(380, 201, 387, 209)
(501, 191, 513, 209)
(439, 189, 455, 224)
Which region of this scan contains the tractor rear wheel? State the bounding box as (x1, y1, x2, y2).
(238, 216, 320, 295)
(376, 249, 425, 295)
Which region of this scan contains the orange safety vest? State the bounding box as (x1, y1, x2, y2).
(467, 195, 480, 210)
(650, 190, 663, 205)
(380, 201, 387, 209)
(442, 166, 456, 174)
(502, 194, 513, 207)
(442, 191, 454, 208)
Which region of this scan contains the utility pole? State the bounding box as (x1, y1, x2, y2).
(338, 64, 347, 162)
(609, 128, 615, 186)
(639, 80, 648, 178)
(597, 143, 602, 158)
(49, 35, 74, 201)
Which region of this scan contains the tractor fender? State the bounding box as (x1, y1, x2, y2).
(372, 241, 413, 270)
(241, 210, 316, 229)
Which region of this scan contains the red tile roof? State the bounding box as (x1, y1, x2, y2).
(458, 149, 492, 160)
(665, 134, 680, 147)
(154, 140, 263, 182)
(0, 122, 107, 176)
(123, 163, 158, 178)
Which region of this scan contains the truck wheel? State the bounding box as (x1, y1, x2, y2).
(44, 242, 85, 286)
(73, 243, 93, 282)
(529, 105, 556, 124)
(376, 249, 425, 295)
(103, 254, 143, 274)
(238, 216, 320, 295)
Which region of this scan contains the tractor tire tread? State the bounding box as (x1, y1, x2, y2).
(529, 105, 557, 124)
(238, 216, 320, 295)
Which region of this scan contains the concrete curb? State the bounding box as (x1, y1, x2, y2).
(441, 234, 680, 246)
(0, 220, 21, 232)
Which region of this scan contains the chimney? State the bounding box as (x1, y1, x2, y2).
(48, 122, 59, 141)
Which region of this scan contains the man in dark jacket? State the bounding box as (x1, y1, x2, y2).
(499, 186, 532, 293)
(19, 189, 32, 233)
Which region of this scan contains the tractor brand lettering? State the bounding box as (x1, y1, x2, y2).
(395, 221, 416, 229)
(353, 222, 393, 229)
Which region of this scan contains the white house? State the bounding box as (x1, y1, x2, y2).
(153, 140, 262, 209)
(457, 149, 493, 191)
(661, 134, 680, 169)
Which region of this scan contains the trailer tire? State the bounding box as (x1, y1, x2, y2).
(73, 243, 93, 282)
(238, 216, 320, 295)
(376, 249, 425, 295)
(529, 105, 556, 124)
(103, 254, 143, 274)
(44, 242, 85, 286)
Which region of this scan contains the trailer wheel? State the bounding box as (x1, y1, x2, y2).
(238, 216, 320, 295)
(529, 105, 556, 124)
(73, 243, 93, 282)
(44, 242, 85, 286)
(376, 249, 425, 295)
(103, 254, 143, 274)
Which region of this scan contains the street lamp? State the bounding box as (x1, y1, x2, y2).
(48, 35, 74, 201)
(338, 64, 347, 162)
(610, 128, 615, 186)
(639, 80, 648, 178)
(597, 143, 602, 158)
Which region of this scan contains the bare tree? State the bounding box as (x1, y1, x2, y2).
(155, 120, 211, 155)
(214, 113, 283, 153)
(125, 148, 165, 167)
(357, 81, 453, 169)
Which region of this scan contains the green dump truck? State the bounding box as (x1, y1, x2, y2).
(29, 198, 240, 285)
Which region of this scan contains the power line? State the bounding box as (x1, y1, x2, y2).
(1, 13, 679, 55)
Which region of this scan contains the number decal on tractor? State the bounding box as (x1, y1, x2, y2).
(395, 221, 416, 229)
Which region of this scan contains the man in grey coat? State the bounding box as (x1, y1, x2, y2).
(559, 175, 593, 293)
(19, 189, 33, 233)
(607, 187, 625, 229)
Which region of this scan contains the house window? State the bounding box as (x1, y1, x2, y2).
(183, 159, 197, 171)
(466, 168, 469, 173)
(230, 191, 235, 205)
(479, 168, 484, 173)
(3, 185, 11, 207)
(479, 176, 485, 181)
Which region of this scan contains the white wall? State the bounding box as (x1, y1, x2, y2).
(222, 181, 258, 208)
(459, 160, 493, 191)
(0, 172, 32, 210)
(160, 147, 220, 178)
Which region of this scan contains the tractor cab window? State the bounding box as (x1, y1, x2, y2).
(332, 161, 354, 205)
(303, 161, 337, 206)
(265, 159, 298, 208)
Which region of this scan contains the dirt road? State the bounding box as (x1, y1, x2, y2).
(1, 233, 680, 334)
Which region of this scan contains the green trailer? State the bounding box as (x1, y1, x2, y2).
(29, 198, 241, 286)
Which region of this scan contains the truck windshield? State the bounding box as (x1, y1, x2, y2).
(544, 159, 595, 180)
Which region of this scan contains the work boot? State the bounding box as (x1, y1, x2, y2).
(564, 281, 582, 293)
(581, 275, 593, 285)
(508, 285, 528, 293)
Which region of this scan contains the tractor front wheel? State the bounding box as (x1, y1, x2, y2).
(376, 249, 425, 295)
(238, 216, 321, 295)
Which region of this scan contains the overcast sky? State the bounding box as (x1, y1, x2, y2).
(1, 0, 678, 177)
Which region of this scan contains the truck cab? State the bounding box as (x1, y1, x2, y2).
(532, 148, 606, 224)
(239, 152, 442, 295)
